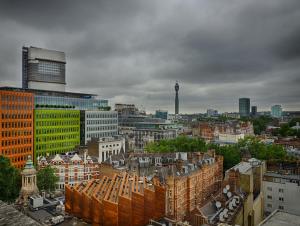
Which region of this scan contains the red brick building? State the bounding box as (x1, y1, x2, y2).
(65, 172, 165, 226)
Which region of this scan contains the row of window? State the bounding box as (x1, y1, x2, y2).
(86, 131, 117, 139)
(86, 126, 117, 131)
(1, 104, 32, 110)
(267, 187, 284, 192)
(36, 134, 79, 142)
(267, 195, 284, 201)
(35, 127, 79, 135)
(87, 119, 117, 125)
(87, 114, 117, 119)
(1, 113, 32, 119)
(36, 120, 79, 127)
(36, 141, 79, 151)
(1, 95, 32, 103)
(1, 147, 32, 155)
(1, 138, 32, 146)
(267, 203, 284, 210)
(1, 122, 32, 128)
(35, 112, 79, 119)
(2, 130, 32, 137)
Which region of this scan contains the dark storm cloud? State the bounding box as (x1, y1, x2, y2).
(0, 0, 299, 113)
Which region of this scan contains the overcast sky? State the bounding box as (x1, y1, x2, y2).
(0, 0, 299, 113)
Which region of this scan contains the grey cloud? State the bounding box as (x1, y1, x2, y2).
(0, 0, 299, 113)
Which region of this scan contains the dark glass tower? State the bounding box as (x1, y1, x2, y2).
(239, 98, 250, 117)
(175, 81, 179, 114)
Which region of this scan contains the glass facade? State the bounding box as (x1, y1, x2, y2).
(28, 60, 65, 83)
(34, 95, 108, 110)
(239, 98, 250, 117)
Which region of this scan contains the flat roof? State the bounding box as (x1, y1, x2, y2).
(0, 200, 41, 226)
(0, 86, 97, 98)
(264, 172, 300, 181)
(258, 210, 300, 226)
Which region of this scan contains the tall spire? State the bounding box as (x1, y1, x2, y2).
(175, 81, 179, 115)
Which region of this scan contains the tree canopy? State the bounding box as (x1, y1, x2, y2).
(0, 156, 21, 202)
(37, 166, 59, 192)
(145, 136, 290, 171)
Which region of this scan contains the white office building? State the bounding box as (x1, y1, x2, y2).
(263, 172, 300, 216)
(81, 110, 118, 145)
(87, 136, 126, 163)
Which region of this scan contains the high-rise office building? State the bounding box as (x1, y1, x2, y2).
(0, 89, 34, 168)
(251, 106, 257, 116)
(271, 105, 282, 118)
(239, 98, 250, 117)
(175, 81, 179, 115)
(22, 46, 66, 92)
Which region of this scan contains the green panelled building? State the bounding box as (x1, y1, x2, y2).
(34, 109, 80, 160)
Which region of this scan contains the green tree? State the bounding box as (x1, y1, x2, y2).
(37, 166, 59, 192)
(0, 156, 21, 202)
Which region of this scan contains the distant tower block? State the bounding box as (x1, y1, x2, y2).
(18, 156, 39, 205)
(175, 81, 179, 115)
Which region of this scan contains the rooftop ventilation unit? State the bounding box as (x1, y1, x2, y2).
(227, 191, 232, 198)
(215, 201, 222, 209)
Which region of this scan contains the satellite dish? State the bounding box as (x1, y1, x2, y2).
(229, 202, 234, 210)
(224, 209, 229, 218)
(223, 188, 228, 194)
(219, 212, 225, 222)
(215, 201, 221, 209)
(227, 192, 232, 198)
(232, 199, 237, 207)
(226, 185, 230, 190)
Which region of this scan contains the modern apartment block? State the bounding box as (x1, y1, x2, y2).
(22, 46, 66, 92)
(80, 110, 118, 145)
(0, 89, 34, 168)
(34, 109, 80, 160)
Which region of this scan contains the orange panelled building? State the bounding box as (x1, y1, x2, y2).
(0, 90, 34, 168)
(65, 172, 165, 226)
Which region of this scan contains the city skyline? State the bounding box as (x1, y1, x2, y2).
(0, 0, 300, 113)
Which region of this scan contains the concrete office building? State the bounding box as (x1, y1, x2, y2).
(0, 89, 34, 168)
(22, 46, 66, 92)
(239, 98, 250, 117)
(263, 172, 300, 216)
(271, 105, 282, 118)
(87, 136, 125, 163)
(80, 110, 118, 145)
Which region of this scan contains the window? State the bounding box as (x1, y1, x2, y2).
(267, 195, 272, 200)
(279, 197, 284, 202)
(267, 204, 272, 208)
(267, 187, 272, 191)
(279, 205, 284, 210)
(279, 188, 284, 193)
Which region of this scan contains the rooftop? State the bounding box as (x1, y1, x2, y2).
(0, 201, 41, 226)
(0, 86, 97, 98)
(258, 210, 300, 226)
